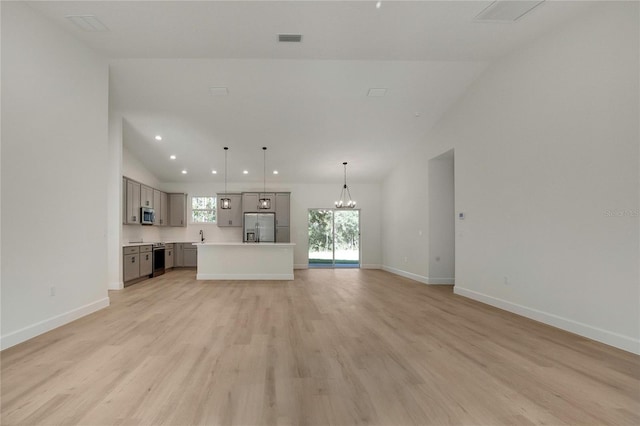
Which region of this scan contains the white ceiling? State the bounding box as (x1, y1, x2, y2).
(28, 0, 594, 184)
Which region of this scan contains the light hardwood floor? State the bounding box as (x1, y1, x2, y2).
(2, 269, 639, 425)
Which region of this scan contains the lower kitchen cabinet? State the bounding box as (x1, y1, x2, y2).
(173, 243, 197, 268)
(174, 243, 183, 267)
(183, 245, 197, 267)
(123, 245, 152, 286)
(139, 245, 153, 276)
(123, 253, 139, 282)
(165, 244, 174, 269)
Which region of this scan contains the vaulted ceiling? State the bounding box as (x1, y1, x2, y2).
(28, 1, 594, 183)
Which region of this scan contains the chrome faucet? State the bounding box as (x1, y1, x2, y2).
(199, 230, 204, 242)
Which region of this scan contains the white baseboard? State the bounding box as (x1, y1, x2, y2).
(382, 265, 429, 285)
(428, 277, 455, 285)
(294, 264, 308, 270)
(0, 297, 110, 351)
(454, 287, 640, 355)
(108, 280, 124, 290)
(197, 273, 294, 280)
(361, 264, 381, 269)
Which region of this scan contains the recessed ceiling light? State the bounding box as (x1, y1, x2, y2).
(367, 88, 387, 97)
(243, 170, 249, 175)
(273, 170, 279, 175)
(65, 15, 109, 32)
(181, 170, 187, 174)
(209, 87, 229, 96)
(376, 1, 382, 9)
(155, 135, 162, 141)
(212, 170, 217, 174)
(170, 155, 176, 160)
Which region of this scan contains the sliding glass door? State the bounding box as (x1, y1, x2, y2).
(308, 209, 360, 268)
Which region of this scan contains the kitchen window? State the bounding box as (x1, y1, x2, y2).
(191, 196, 216, 223)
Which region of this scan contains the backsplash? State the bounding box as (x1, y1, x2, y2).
(123, 223, 241, 243)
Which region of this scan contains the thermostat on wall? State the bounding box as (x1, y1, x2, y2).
(458, 212, 465, 220)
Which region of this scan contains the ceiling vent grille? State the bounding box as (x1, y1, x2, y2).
(278, 34, 303, 43)
(475, 1, 544, 22)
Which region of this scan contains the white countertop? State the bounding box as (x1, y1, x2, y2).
(123, 241, 197, 248)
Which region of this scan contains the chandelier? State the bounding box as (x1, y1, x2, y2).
(258, 147, 271, 209)
(335, 162, 356, 209)
(220, 147, 231, 209)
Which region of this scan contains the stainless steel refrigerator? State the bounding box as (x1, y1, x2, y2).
(243, 212, 275, 243)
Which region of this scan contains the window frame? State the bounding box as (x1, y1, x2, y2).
(190, 195, 217, 224)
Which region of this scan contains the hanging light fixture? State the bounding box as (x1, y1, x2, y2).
(335, 162, 356, 208)
(220, 147, 231, 209)
(258, 147, 271, 209)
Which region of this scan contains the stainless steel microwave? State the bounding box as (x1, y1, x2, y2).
(141, 207, 155, 225)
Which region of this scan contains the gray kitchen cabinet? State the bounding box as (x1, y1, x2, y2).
(168, 193, 187, 227)
(242, 192, 275, 213)
(275, 192, 290, 227)
(124, 178, 141, 224)
(276, 226, 290, 243)
(217, 193, 242, 227)
(241, 193, 258, 213)
(123, 247, 140, 282)
(139, 245, 153, 276)
(165, 244, 174, 269)
(183, 245, 197, 267)
(174, 243, 184, 267)
(159, 191, 168, 226)
(141, 185, 154, 208)
(153, 189, 161, 225)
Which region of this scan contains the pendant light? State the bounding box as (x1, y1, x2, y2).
(335, 162, 356, 209)
(220, 147, 231, 209)
(258, 147, 271, 209)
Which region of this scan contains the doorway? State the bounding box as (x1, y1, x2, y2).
(308, 209, 360, 268)
(428, 149, 455, 284)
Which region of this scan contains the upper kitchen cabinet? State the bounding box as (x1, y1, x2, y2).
(153, 189, 169, 226)
(159, 191, 168, 226)
(217, 193, 242, 227)
(275, 193, 290, 227)
(141, 185, 154, 209)
(242, 192, 275, 213)
(168, 193, 187, 227)
(123, 178, 141, 225)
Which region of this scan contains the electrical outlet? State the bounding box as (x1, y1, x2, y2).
(50, 286, 56, 296)
(503, 276, 509, 286)
(403, 256, 408, 263)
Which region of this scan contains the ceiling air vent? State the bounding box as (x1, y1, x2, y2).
(278, 34, 303, 43)
(475, 1, 545, 22)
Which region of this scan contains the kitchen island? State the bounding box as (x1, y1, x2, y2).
(195, 242, 295, 280)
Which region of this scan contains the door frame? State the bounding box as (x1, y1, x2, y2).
(307, 208, 361, 268)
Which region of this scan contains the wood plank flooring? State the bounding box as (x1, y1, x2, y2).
(2, 269, 639, 425)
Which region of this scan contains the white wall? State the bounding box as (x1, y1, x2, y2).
(1, 2, 110, 349)
(382, 2, 639, 353)
(123, 145, 161, 188)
